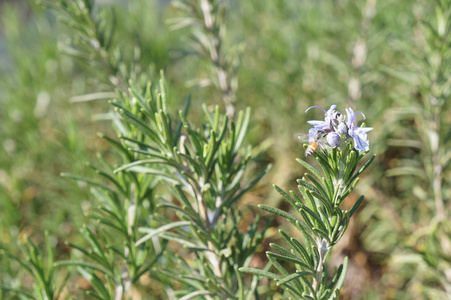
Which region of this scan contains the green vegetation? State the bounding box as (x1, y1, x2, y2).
(1, 0, 451, 299)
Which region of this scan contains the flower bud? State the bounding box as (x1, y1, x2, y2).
(336, 122, 347, 135)
(327, 132, 341, 148)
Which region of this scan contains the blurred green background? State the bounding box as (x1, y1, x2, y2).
(1, 0, 450, 299)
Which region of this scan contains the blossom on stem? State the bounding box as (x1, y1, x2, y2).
(305, 105, 337, 133)
(346, 108, 373, 152)
(305, 105, 373, 152)
(327, 132, 341, 148)
(335, 121, 347, 135)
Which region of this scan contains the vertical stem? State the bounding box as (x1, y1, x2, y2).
(430, 104, 444, 221)
(205, 242, 223, 278)
(348, 0, 376, 103)
(195, 180, 210, 229)
(312, 239, 328, 294)
(185, 175, 222, 277)
(433, 157, 444, 221)
(116, 183, 137, 300)
(199, 0, 236, 119)
(312, 255, 323, 292)
(196, 183, 222, 277)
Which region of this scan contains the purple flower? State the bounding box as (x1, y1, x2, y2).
(345, 108, 373, 152)
(305, 105, 337, 133)
(305, 105, 373, 153)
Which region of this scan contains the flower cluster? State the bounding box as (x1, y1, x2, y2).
(305, 105, 373, 153)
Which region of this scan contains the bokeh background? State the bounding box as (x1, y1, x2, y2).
(1, 0, 450, 299)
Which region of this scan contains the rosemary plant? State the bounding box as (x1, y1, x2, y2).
(242, 105, 374, 299)
(113, 77, 270, 299)
(1, 0, 268, 298)
(0, 74, 269, 299)
(0, 232, 60, 299)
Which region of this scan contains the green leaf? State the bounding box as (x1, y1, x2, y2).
(0, 251, 33, 281)
(348, 195, 364, 217)
(268, 256, 304, 296)
(44, 232, 54, 283)
(334, 213, 350, 243)
(179, 290, 214, 300)
(348, 154, 375, 184)
(270, 242, 298, 260)
(156, 111, 174, 148)
(299, 209, 316, 229)
(136, 221, 191, 246)
(267, 255, 290, 276)
(77, 267, 111, 299)
(311, 228, 331, 244)
(259, 204, 302, 225)
(159, 232, 208, 251)
(133, 246, 167, 282)
(267, 252, 312, 271)
(179, 274, 207, 283)
(201, 103, 214, 125)
(296, 158, 322, 182)
(279, 230, 313, 268)
(244, 267, 259, 300)
(315, 154, 335, 176)
(61, 172, 116, 194)
(274, 184, 301, 210)
(114, 159, 175, 173)
(114, 105, 161, 145)
(310, 190, 333, 216)
(99, 132, 132, 159)
(183, 125, 204, 156)
(157, 201, 197, 223)
(297, 178, 322, 196)
(234, 107, 251, 152)
(121, 137, 161, 155)
(204, 130, 217, 169)
(223, 164, 271, 207)
(277, 271, 314, 286)
(340, 178, 359, 201)
(123, 166, 180, 185)
(305, 173, 329, 200)
(0, 286, 34, 299)
(298, 187, 316, 212)
(295, 221, 315, 250)
(326, 257, 348, 299)
(54, 261, 113, 278)
(174, 96, 191, 143)
(299, 205, 327, 232)
(238, 267, 281, 281)
(89, 165, 127, 196)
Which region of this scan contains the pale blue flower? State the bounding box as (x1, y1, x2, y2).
(305, 105, 337, 133)
(305, 105, 372, 152)
(345, 108, 373, 152)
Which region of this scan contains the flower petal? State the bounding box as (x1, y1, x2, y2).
(305, 105, 327, 114)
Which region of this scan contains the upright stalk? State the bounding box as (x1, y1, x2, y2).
(199, 0, 235, 119)
(430, 103, 444, 221)
(172, 0, 237, 119)
(313, 239, 329, 293)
